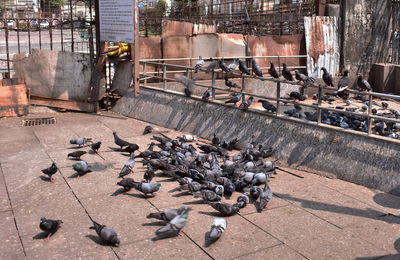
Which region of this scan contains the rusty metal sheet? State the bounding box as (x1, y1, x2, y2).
(218, 34, 246, 57)
(304, 16, 339, 77)
(193, 23, 217, 35)
(140, 37, 162, 60)
(161, 20, 193, 38)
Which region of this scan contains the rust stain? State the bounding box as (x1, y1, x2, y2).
(308, 17, 326, 64)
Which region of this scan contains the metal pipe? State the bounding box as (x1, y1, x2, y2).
(49, 18, 53, 50)
(5, 20, 10, 75)
(211, 70, 216, 100)
(69, 0, 74, 52)
(162, 65, 166, 90)
(28, 18, 31, 54)
(276, 81, 280, 115)
(317, 85, 322, 124)
(16, 19, 20, 53)
(368, 93, 373, 135)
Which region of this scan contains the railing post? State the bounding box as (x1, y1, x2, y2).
(162, 64, 166, 90)
(276, 81, 280, 115)
(211, 70, 216, 100)
(241, 75, 246, 100)
(5, 21, 10, 76)
(367, 93, 373, 135)
(143, 62, 147, 87)
(317, 84, 322, 124)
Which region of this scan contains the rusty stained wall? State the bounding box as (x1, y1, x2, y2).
(161, 20, 217, 38)
(304, 16, 340, 78)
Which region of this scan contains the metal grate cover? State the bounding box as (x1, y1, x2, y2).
(22, 117, 56, 127)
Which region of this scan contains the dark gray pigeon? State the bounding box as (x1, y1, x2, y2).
(143, 124, 154, 135)
(282, 63, 294, 81)
(208, 201, 240, 216)
(175, 74, 196, 97)
(268, 60, 279, 79)
(193, 190, 221, 202)
(258, 183, 273, 211)
(155, 207, 192, 237)
(68, 151, 87, 160)
(321, 67, 334, 87)
(258, 99, 277, 113)
(41, 162, 58, 182)
(237, 193, 250, 208)
(113, 132, 130, 149)
(252, 59, 263, 77)
(225, 93, 242, 105)
(209, 218, 227, 240)
(147, 206, 186, 222)
(239, 60, 251, 75)
(119, 153, 135, 178)
(143, 166, 155, 183)
(202, 87, 212, 100)
(240, 96, 253, 110)
(72, 160, 92, 177)
(39, 217, 62, 240)
(206, 58, 218, 73)
(338, 70, 350, 92)
(70, 137, 92, 147)
(194, 56, 204, 73)
(131, 181, 161, 196)
(224, 75, 240, 89)
(357, 75, 372, 91)
(117, 177, 135, 191)
(90, 220, 120, 247)
(219, 59, 232, 73)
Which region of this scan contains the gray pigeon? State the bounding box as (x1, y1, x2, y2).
(252, 59, 263, 77)
(119, 153, 135, 178)
(202, 87, 212, 100)
(147, 206, 186, 222)
(259, 184, 273, 211)
(90, 220, 120, 247)
(357, 74, 372, 91)
(131, 181, 161, 196)
(113, 132, 130, 149)
(193, 190, 221, 202)
(238, 60, 251, 75)
(155, 207, 192, 237)
(208, 201, 240, 216)
(39, 217, 63, 240)
(194, 56, 204, 73)
(117, 177, 135, 191)
(228, 60, 237, 71)
(321, 67, 334, 87)
(143, 124, 154, 135)
(338, 70, 350, 92)
(206, 58, 218, 73)
(237, 193, 250, 208)
(240, 96, 254, 110)
(72, 160, 92, 177)
(70, 137, 92, 147)
(209, 218, 227, 240)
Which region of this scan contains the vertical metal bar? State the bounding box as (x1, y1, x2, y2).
(49, 18, 53, 50)
(162, 64, 166, 90)
(211, 70, 216, 100)
(276, 81, 281, 115)
(39, 19, 42, 49)
(5, 21, 10, 76)
(367, 93, 373, 135)
(317, 85, 322, 124)
(143, 63, 147, 86)
(28, 18, 31, 54)
(89, 0, 94, 60)
(16, 19, 20, 53)
(69, 0, 74, 52)
(241, 75, 246, 100)
(61, 21, 64, 51)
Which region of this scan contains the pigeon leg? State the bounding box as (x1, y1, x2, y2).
(77, 175, 80, 179)
(179, 233, 185, 237)
(50, 177, 54, 183)
(45, 234, 51, 241)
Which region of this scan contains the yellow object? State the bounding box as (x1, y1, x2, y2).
(107, 43, 131, 57)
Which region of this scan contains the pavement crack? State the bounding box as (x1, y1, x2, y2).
(0, 163, 28, 258)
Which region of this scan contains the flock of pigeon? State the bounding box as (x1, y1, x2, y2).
(176, 57, 400, 139)
(39, 124, 276, 247)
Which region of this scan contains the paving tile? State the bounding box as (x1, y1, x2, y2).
(231, 244, 306, 260)
(0, 211, 26, 260)
(0, 167, 11, 212)
(244, 205, 387, 259)
(32, 125, 78, 151)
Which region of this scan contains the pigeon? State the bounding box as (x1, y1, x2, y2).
(238, 60, 251, 75)
(361, 103, 368, 111)
(193, 190, 221, 202)
(175, 74, 196, 97)
(121, 143, 139, 154)
(147, 206, 187, 222)
(41, 162, 58, 182)
(143, 166, 155, 183)
(131, 181, 161, 196)
(345, 99, 352, 106)
(224, 75, 240, 89)
(357, 74, 372, 91)
(258, 183, 273, 211)
(225, 93, 242, 105)
(228, 59, 237, 71)
(268, 60, 279, 79)
(90, 220, 120, 247)
(252, 59, 263, 77)
(212, 133, 220, 145)
(258, 99, 277, 113)
(113, 131, 130, 149)
(119, 153, 135, 178)
(219, 59, 232, 73)
(209, 218, 227, 240)
(282, 63, 294, 81)
(294, 69, 313, 88)
(208, 201, 240, 216)
(308, 66, 319, 82)
(70, 137, 92, 147)
(202, 87, 212, 100)
(250, 185, 261, 200)
(39, 217, 63, 241)
(143, 124, 154, 135)
(194, 56, 204, 73)
(67, 151, 87, 160)
(72, 160, 92, 177)
(381, 102, 389, 110)
(338, 70, 350, 92)
(240, 96, 253, 110)
(90, 141, 101, 153)
(135, 142, 155, 158)
(117, 177, 135, 191)
(237, 193, 250, 208)
(206, 58, 218, 73)
(321, 67, 334, 87)
(155, 207, 192, 237)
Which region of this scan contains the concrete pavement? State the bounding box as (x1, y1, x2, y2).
(0, 108, 399, 259)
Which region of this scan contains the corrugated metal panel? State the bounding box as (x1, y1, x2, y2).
(304, 16, 340, 77)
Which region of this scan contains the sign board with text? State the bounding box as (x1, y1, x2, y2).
(99, 0, 135, 43)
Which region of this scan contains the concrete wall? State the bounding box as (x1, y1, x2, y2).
(113, 87, 400, 195)
(13, 49, 91, 102)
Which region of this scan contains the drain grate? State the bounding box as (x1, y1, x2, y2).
(22, 117, 56, 127)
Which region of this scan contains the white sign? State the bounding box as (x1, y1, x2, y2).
(99, 0, 135, 43)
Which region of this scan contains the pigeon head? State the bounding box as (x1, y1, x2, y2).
(343, 70, 349, 76)
(321, 67, 327, 72)
(111, 235, 120, 247)
(269, 60, 273, 65)
(70, 139, 76, 144)
(113, 132, 116, 135)
(248, 97, 254, 101)
(153, 182, 161, 191)
(40, 217, 46, 222)
(372, 108, 377, 114)
(283, 63, 287, 69)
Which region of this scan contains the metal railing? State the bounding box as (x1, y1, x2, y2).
(139, 56, 400, 143)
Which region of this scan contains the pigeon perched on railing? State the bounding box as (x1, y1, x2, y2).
(90, 220, 120, 247)
(321, 67, 334, 87)
(228, 59, 237, 71)
(252, 59, 263, 77)
(282, 63, 294, 81)
(338, 70, 350, 92)
(239, 60, 251, 75)
(219, 59, 232, 74)
(175, 74, 196, 97)
(258, 99, 277, 113)
(194, 56, 204, 73)
(357, 74, 372, 91)
(202, 87, 212, 100)
(268, 60, 279, 79)
(224, 75, 240, 89)
(240, 96, 254, 110)
(225, 93, 242, 106)
(206, 58, 218, 73)
(39, 217, 63, 241)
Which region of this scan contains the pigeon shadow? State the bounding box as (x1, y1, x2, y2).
(157, 178, 176, 183)
(68, 172, 79, 178)
(91, 162, 115, 172)
(32, 232, 49, 240)
(67, 158, 82, 161)
(171, 191, 191, 198)
(204, 231, 219, 247)
(198, 211, 224, 217)
(85, 234, 104, 245)
(122, 192, 150, 199)
(111, 188, 126, 196)
(142, 221, 165, 227)
(151, 233, 180, 241)
(223, 194, 232, 200)
(373, 192, 400, 210)
(39, 176, 51, 182)
(108, 146, 123, 152)
(67, 146, 84, 149)
(183, 200, 205, 205)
